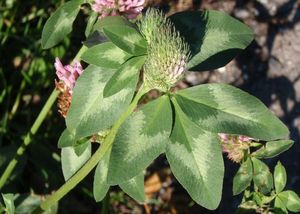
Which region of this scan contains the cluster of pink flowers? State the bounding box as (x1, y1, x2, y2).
(219, 133, 254, 163)
(92, 0, 145, 19)
(54, 58, 83, 93)
(54, 58, 83, 117)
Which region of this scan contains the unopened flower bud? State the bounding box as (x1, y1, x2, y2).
(138, 9, 190, 92)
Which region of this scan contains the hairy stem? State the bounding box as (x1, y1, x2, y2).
(0, 45, 87, 190)
(36, 86, 148, 212)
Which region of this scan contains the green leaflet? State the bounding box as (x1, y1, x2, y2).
(93, 148, 146, 203)
(274, 161, 287, 194)
(41, 0, 83, 49)
(275, 196, 288, 214)
(119, 173, 145, 203)
(277, 191, 300, 212)
(58, 129, 75, 148)
(175, 83, 289, 141)
(58, 129, 90, 156)
(166, 97, 224, 210)
(85, 11, 98, 38)
(81, 42, 133, 69)
(103, 56, 145, 97)
(61, 143, 91, 181)
(170, 10, 254, 71)
(66, 65, 135, 140)
(252, 140, 294, 159)
(83, 31, 108, 47)
(252, 158, 273, 194)
(13, 194, 58, 214)
(233, 157, 253, 195)
(93, 16, 134, 32)
(103, 25, 147, 55)
(73, 140, 90, 156)
(86, 16, 134, 47)
(107, 96, 172, 184)
(2, 194, 14, 214)
(93, 150, 111, 202)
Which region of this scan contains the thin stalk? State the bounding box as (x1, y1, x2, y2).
(73, 45, 87, 62)
(0, 89, 59, 190)
(0, 45, 87, 190)
(9, 79, 26, 119)
(36, 86, 148, 212)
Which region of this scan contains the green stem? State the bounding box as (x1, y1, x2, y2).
(74, 45, 87, 62)
(0, 89, 59, 190)
(0, 45, 87, 190)
(37, 86, 148, 212)
(9, 79, 26, 119)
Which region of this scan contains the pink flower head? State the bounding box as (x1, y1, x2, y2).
(218, 133, 254, 163)
(54, 58, 83, 93)
(239, 135, 253, 142)
(92, 0, 145, 19)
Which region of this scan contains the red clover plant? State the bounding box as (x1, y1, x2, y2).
(1, 0, 300, 213)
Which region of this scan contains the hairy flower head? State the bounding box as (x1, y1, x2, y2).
(92, 0, 145, 19)
(219, 133, 254, 163)
(138, 9, 190, 92)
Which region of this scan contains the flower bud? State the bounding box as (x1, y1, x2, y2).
(138, 9, 190, 92)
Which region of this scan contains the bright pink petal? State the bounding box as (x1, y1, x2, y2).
(54, 58, 84, 91)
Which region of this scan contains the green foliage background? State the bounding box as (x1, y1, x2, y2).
(0, 0, 97, 212)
